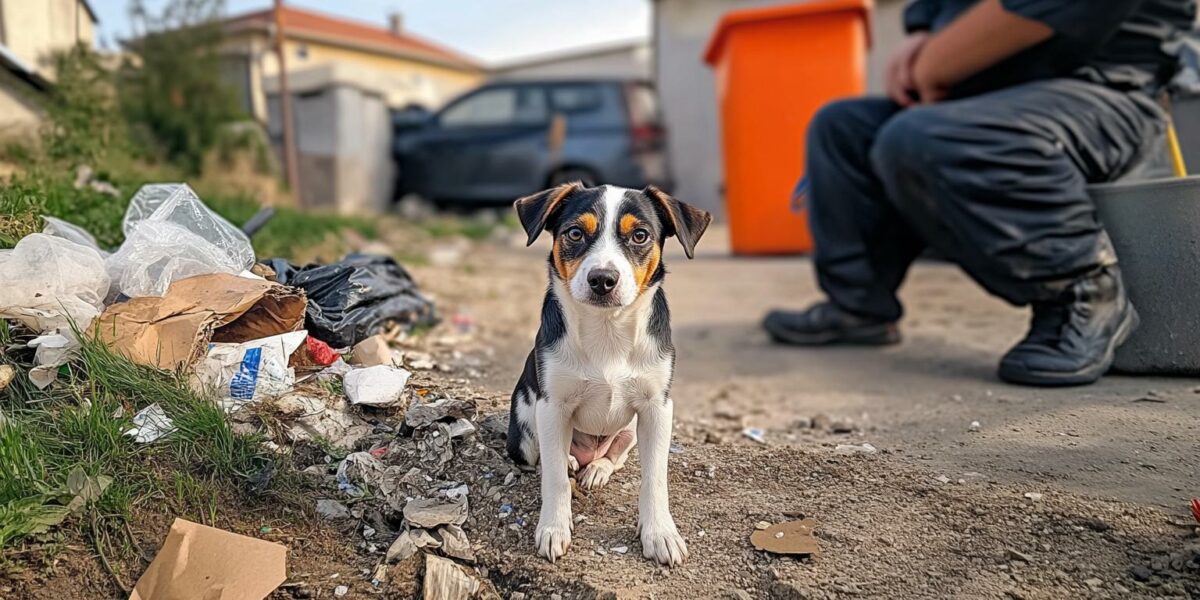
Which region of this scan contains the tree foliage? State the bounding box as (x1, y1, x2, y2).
(120, 0, 243, 173)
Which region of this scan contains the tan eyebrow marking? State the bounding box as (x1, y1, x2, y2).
(578, 213, 599, 236)
(619, 214, 641, 236)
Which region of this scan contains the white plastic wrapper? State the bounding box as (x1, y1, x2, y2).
(28, 333, 78, 390)
(344, 365, 412, 406)
(0, 234, 110, 333)
(107, 183, 255, 298)
(125, 403, 176, 443)
(42, 215, 105, 254)
(191, 330, 308, 408)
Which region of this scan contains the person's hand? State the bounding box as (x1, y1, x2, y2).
(885, 32, 929, 107)
(911, 47, 950, 104)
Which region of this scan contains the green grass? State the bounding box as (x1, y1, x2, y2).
(0, 163, 381, 260)
(0, 331, 286, 566)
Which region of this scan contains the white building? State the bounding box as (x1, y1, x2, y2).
(492, 39, 652, 81)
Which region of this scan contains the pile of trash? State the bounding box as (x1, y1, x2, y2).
(0, 182, 437, 393)
(1, 183, 520, 597)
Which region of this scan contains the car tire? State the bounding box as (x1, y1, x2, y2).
(548, 167, 598, 188)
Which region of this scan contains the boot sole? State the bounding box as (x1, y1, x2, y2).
(998, 302, 1139, 387)
(766, 323, 900, 346)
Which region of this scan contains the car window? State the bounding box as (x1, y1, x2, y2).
(439, 87, 547, 128)
(549, 84, 603, 114)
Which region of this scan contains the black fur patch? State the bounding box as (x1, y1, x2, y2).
(648, 287, 676, 399)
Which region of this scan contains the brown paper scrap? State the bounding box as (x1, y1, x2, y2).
(750, 518, 818, 556)
(130, 518, 287, 600)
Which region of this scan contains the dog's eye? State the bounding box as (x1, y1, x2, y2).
(565, 227, 584, 242)
(631, 229, 650, 244)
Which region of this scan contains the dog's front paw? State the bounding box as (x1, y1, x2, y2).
(567, 455, 579, 474)
(577, 457, 615, 489)
(641, 522, 688, 566)
(535, 520, 572, 563)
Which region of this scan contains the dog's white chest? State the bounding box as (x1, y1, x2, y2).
(544, 340, 670, 436)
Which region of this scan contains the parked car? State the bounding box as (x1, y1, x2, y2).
(392, 79, 672, 205)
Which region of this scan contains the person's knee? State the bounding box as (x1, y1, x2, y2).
(869, 106, 943, 179)
(807, 98, 880, 152)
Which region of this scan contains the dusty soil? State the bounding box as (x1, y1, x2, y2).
(403, 225, 1200, 598)
(9, 224, 1199, 599)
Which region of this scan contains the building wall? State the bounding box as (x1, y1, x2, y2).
(226, 31, 484, 121)
(0, 75, 43, 142)
(654, 0, 905, 219)
(493, 44, 652, 80)
(0, 0, 94, 78)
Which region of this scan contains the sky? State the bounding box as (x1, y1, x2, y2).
(87, 0, 651, 64)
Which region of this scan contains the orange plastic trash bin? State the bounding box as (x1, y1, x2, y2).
(704, 0, 872, 255)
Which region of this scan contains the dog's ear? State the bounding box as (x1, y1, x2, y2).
(514, 182, 583, 246)
(644, 185, 712, 259)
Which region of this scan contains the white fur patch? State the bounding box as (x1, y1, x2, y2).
(567, 185, 639, 307)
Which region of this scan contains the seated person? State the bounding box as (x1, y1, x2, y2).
(763, 0, 1195, 386)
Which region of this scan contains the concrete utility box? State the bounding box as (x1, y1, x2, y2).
(266, 64, 396, 214)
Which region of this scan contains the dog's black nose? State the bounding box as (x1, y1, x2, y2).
(587, 268, 620, 296)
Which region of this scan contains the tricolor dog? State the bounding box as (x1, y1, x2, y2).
(506, 182, 711, 566)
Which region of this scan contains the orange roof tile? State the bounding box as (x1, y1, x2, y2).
(224, 6, 482, 71)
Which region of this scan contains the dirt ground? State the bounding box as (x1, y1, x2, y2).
(9, 224, 1198, 599)
(406, 224, 1200, 598)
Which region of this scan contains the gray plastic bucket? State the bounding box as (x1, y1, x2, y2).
(1091, 176, 1200, 374)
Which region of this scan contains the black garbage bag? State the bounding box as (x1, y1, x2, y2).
(265, 253, 437, 348)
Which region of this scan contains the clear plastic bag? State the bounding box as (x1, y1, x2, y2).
(107, 183, 255, 298)
(42, 215, 104, 254)
(107, 221, 245, 298)
(0, 233, 110, 333)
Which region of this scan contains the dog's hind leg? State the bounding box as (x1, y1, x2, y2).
(577, 419, 637, 490)
(506, 351, 542, 470)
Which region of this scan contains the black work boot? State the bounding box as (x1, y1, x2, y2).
(998, 266, 1139, 387)
(763, 301, 900, 346)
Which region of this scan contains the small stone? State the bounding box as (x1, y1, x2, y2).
(834, 442, 877, 455)
(968, 421, 981, 432)
(755, 521, 771, 530)
(1130, 565, 1152, 582)
(1083, 578, 1103, 589)
(1023, 492, 1043, 502)
(610, 545, 629, 554)
(363, 526, 376, 539)
(334, 585, 349, 597)
(504, 472, 515, 485)
(316, 499, 351, 520)
(829, 419, 855, 434)
(1006, 548, 1033, 563)
(811, 413, 832, 431)
(774, 532, 785, 539)
(935, 475, 951, 484)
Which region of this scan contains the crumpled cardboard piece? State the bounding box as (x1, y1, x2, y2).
(130, 518, 287, 600)
(93, 274, 305, 371)
(750, 518, 818, 557)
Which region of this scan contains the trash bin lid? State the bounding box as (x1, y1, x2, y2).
(703, 0, 873, 66)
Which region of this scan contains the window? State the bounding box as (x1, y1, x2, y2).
(439, 87, 547, 128)
(295, 43, 309, 60)
(549, 84, 602, 114)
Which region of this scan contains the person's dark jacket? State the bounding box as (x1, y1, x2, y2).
(903, 0, 1196, 96)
